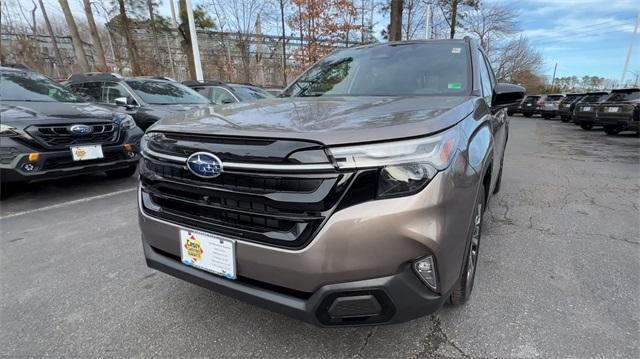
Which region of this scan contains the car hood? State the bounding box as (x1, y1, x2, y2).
(150, 96, 475, 145)
(0, 101, 116, 128)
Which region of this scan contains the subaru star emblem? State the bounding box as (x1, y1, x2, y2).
(186, 152, 223, 178)
(69, 124, 92, 135)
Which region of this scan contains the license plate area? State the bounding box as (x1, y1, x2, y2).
(180, 229, 236, 279)
(71, 145, 103, 161)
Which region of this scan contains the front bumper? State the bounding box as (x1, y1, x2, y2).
(0, 130, 142, 183)
(139, 160, 480, 325)
(143, 240, 448, 326)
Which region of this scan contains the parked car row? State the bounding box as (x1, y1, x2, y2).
(0, 68, 282, 197)
(509, 89, 640, 135)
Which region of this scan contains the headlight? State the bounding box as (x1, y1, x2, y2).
(114, 114, 136, 129)
(140, 133, 149, 152)
(329, 124, 460, 198)
(0, 124, 19, 137)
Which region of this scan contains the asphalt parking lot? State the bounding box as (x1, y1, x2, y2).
(1, 116, 638, 358)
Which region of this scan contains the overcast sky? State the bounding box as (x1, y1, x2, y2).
(58, 0, 639, 82)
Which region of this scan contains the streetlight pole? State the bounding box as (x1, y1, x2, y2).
(620, 12, 639, 86)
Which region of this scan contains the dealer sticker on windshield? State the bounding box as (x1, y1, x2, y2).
(180, 229, 236, 279)
(448, 82, 462, 90)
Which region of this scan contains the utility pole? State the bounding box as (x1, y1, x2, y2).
(551, 62, 558, 90)
(185, 0, 203, 81)
(620, 12, 639, 86)
(425, 4, 431, 39)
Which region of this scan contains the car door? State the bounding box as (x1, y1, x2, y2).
(478, 49, 507, 189)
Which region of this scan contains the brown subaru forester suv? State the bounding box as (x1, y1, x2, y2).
(138, 38, 524, 326)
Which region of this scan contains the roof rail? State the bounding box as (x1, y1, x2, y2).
(67, 72, 123, 82)
(182, 79, 225, 87)
(137, 75, 177, 82)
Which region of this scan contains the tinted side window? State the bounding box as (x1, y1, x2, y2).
(211, 87, 236, 104)
(192, 87, 211, 99)
(478, 52, 493, 102)
(102, 82, 134, 105)
(68, 82, 102, 101)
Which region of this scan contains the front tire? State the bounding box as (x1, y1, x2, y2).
(450, 186, 485, 306)
(105, 165, 137, 178)
(604, 126, 621, 135)
(580, 124, 593, 130)
(523, 113, 533, 118)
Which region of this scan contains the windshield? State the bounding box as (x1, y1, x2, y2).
(0, 70, 83, 103)
(282, 42, 470, 97)
(546, 95, 564, 101)
(524, 96, 540, 103)
(230, 85, 274, 101)
(606, 90, 640, 102)
(126, 80, 210, 105)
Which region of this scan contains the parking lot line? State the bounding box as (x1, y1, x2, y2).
(0, 187, 137, 220)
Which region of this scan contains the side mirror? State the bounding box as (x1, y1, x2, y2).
(492, 83, 526, 108)
(114, 97, 128, 106)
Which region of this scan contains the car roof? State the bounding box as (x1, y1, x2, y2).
(67, 72, 174, 84)
(182, 80, 226, 87)
(611, 88, 640, 93)
(585, 91, 609, 95)
(0, 66, 29, 73)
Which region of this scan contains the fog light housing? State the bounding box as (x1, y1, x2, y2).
(123, 144, 136, 158)
(413, 256, 438, 292)
(22, 163, 36, 172)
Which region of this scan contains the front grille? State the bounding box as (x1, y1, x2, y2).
(140, 136, 356, 249)
(27, 123, 120, 149)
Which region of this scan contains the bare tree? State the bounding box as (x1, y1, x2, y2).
(38, 0, 67, 74)
(83, 0, 108, 70)
(492, 36, 543, 83)
(208, 0, 267, 83)
(116, 0, 142, 74)
(464, 3, 518, 55)
(437, 0, 477, 39)
(58, 0, 91, 72)
(389, 0, 403, 41)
